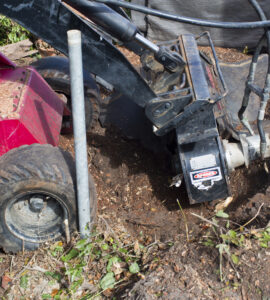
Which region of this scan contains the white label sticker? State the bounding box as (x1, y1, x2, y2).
(190, 154, 216, 170)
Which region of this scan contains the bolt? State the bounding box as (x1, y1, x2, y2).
(165, 102, 171, 109)
(153, 109, 161, 117)
(29, 196, 44, 212)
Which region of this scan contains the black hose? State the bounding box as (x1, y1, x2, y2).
(94, 0, 270, 29)
(249, 0, 267, 21)
(248, 0, 270, 157)
(258, 119, 266, 154)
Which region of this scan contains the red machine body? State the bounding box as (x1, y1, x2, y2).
(0, 52, 64, 157)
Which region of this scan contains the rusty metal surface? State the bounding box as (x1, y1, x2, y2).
(0, 68, 29, 119)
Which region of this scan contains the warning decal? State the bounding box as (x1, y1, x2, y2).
(190, 167, 222, 190)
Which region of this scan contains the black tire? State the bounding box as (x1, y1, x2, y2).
(0, 144, 97, 253)
(31, 57, 101, 132)
(40, 70, 100, 132)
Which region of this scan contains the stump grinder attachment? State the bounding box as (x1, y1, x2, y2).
(1, 0, 270, 207)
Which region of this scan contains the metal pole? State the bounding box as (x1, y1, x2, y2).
(67, 30, 91, 237)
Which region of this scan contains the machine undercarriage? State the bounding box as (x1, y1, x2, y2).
(1, 0, 269, 205)
(0, 0, 270, 252)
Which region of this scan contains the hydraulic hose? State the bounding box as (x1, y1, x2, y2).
(248, 0, 270, 157)
(64, 0, 137, 42)
(249, 0, 267, 21)
(93, 0, 270, 29)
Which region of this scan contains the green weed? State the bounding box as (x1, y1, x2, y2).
(199, 210, 269, 282)
(43, 228, 148, 298)
(0, 16, 31, 46)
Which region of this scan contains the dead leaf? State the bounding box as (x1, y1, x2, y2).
(134, 240, 141, 255)
(1, 275, 12, 290)
(51, 289, 59, 297)
(215, 197, 233, 212)
(103, 289, 113, 297)
(173, 264, 181, 273)
(111, 262, 126, 276)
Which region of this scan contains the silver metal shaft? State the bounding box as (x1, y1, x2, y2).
(67, 30, 91, 238)
(135, 33, 160, 54)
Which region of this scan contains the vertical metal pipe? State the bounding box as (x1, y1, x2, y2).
(67, 30, 91, 237)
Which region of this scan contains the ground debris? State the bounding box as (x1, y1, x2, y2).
(1, 275, 12, 290)
(0, 39, 38, 61)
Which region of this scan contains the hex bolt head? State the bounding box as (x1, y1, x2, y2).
(165, 102, 171, 109)
(29, 196, 44, 212)
(153, 109, 161, 116)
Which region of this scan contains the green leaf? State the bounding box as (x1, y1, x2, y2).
(61, 248, 79, 262)
(262, 232, 270, 242)
(216, 243, 230, 255)
(129, 262, 140, 274)
(75, 239, 88, 250)
(203, 239, 215, 247)
(228, 230, 237, 239)
(41, 294, 51, 299)
(231, 254, 239, 265)
(78, 243, 94, 257)
(101, 243, 109, 251)
(107, 256, 121, 272)
(44, 271, 62, 282)
(239, 235, 245, 244)
(100, 272, 115, 290)
(220, 234, 230, 242)
(216, 210, 229, 218)
(20, 275, 28, 289)
(65, 265, 84, 283)
(118, 247, 128, 254)
(260, 241, 268, 248)
(103, 254, 112, 261)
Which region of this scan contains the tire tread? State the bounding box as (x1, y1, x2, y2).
(0, 144, 97, 253)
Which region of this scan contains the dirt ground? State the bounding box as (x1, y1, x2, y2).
(62, 46, 270, 299)
(0, 45, 270, 299)
(59, 123, 270, 299)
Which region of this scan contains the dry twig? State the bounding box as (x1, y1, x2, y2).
(190, 212, 220, 228)
(177, 199, 189, 242)
(13, 254, 36, 281)
(241, 203, 264, 228)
